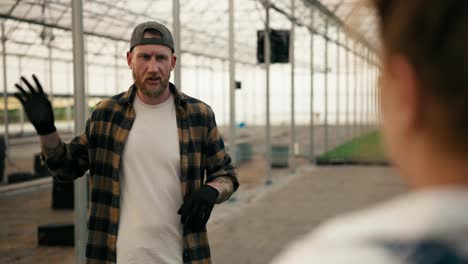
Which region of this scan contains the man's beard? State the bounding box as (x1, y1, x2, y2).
(133, 70, 169, 99)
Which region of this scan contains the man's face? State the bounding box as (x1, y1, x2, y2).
(127, 33, 176, 99)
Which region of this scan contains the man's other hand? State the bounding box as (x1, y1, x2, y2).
(178, 185, 219, 232)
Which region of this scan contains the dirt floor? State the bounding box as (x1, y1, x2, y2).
(0, 164, 406, 264)
(0, 125, 395, 264)
(209, 166, 406, 264)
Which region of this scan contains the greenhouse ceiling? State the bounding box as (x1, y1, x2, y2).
(0, 0, 378, 67)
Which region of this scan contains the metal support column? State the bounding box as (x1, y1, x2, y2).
(376, 57, 379, 125)
(360, 48, 365, 134)
(374, 55, 378, 129)
(195, 59, 200, 98)
(335, 29, 340, 145)
(371, 56, 374, 128)
(229, 0, 237, 163)
(264, 1, 272, 184)
(18, 56, 24, 135)
(372, 56, 375, 129)
(173, 0, 182, 90)
(209, 61, 214, 105)
(309, 9, 315, 163)
(345, 36, 349, 140)
(370, 58, 373, 129)
(1, 22, 9, 181)
(252, 65, 257, 125)
(367, 51, 371, 131)
(363, 49, 367, 132)
(324, 21, 329, 153)
(66, 63, 72, 132)
(103, 66, 107, 94)
(290, 0, 296, 173)
(48, 43, 54, 104)
(221, 60, 227, 124)
(364, 50, 370, 133)
(353, 42, 358, 138)
(71, 0, 87, 262)
(114, 42, 119, 94)
(379, 59, 382, 125)
(374, 55, 379, 128)
(84, 36, 90, 118)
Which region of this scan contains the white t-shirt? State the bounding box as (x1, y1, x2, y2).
(271, 188, 468, 264)
(117, 94, 183, 264)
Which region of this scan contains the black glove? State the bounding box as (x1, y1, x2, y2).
(13, 75, 56, 135)
(178, 185, 219, 232)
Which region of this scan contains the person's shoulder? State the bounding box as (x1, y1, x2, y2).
(271, 233, 399, 264)
(314, 189, 468, 243)
(271, 194, 418, 264)
(181, 93, 214, 117)
(93, 92, 127, 111)
(270, 206, 404, 264)
(272, 190, 468, 264)
(88, 92, 129, 121)
(308, 193, 417, 243)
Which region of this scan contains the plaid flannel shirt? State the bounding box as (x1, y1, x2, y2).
(42, 83, 239, 263)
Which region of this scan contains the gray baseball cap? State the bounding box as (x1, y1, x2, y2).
(129, 21, 174, 52)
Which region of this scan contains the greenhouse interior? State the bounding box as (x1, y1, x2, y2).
(0, 0, 406, 263)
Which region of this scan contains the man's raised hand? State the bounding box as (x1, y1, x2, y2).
(14, 74, 56, 135)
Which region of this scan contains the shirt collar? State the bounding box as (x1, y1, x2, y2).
(118, 82, 187, 107)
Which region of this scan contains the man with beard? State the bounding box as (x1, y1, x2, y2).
(14, 21, 239, 263)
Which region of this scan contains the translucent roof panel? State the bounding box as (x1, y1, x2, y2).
(0, 0, 379, 67)
(318, 0, 379, 48)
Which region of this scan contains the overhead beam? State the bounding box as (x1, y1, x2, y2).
(0, 13, 129, 42)
(303, 0, 375, 50)
(7, 0, 22, 16)
(0, 14, 258, 65)
(262, 0, 378, 65)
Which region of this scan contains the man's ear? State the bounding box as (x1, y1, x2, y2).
(171, 54, 177, 71)
(389, 55, 423, 131)
(126, 51, 133, 69)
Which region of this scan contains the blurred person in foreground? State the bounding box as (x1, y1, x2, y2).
(272, 0, 468, 263)
(13, 21, 238, 263)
